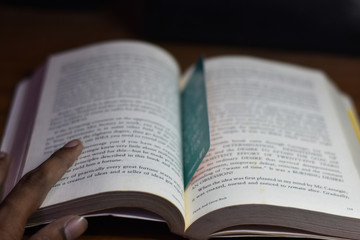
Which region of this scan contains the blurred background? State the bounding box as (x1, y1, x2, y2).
(146, 0, 360, 55)
(2, 0, 360, 54)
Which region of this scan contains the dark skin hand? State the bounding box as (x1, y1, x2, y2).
(0, 139, 88, 240)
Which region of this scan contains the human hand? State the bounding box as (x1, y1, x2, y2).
(0, 139, 88, 240)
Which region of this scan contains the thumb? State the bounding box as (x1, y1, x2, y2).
(30, 215, 88, 240)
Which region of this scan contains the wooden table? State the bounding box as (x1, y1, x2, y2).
(1, 3, 360, 240)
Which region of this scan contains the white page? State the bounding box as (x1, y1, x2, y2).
(24, 41, 185, 215)
(185, 56, 360, 227)
(1, 80, 29, 198)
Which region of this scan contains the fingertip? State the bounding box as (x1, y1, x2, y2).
(64, 216, 88, 240)
(64, 139, 82, 148)
(29, 215, 88, 240)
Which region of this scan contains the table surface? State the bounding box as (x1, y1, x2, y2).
(1, 3, 360, 240)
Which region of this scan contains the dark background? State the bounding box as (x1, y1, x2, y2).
(2, 0, 360, 55)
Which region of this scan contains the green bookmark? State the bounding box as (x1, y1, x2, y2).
(181, 57, 210, 188)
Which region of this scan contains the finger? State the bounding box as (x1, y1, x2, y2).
(0, 139, 83, 239)
(30, 215, 88, 240)
(0, 152, 11, 200)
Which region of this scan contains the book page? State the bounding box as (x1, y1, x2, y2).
(184, 56, 360, 228)
(24, 41, 185, 215)
(1, 80, 29, 199)
(1, 65, 47, 199)
(336, 91, 360, 161)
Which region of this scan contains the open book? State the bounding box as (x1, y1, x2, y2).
(2, 40, 360, 240)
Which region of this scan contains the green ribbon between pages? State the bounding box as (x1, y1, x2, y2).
(181, 57, 210, 188)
